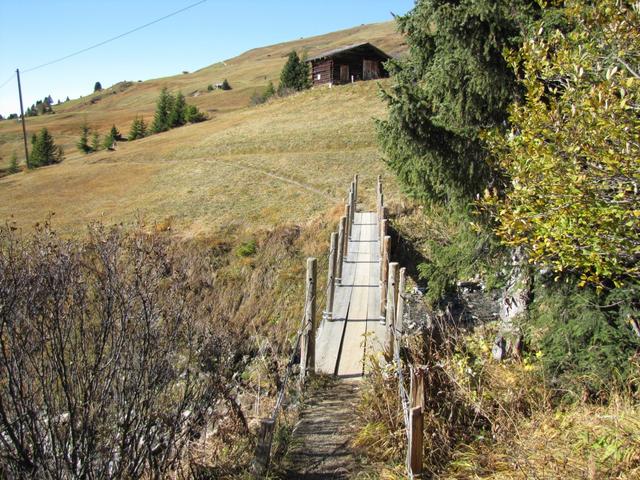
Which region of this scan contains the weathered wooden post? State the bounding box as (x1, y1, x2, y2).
(380, 216, 388, 257)
(336, 217, 346, 283)
(408, 406, 424, 477)
(324, 233, 338, 321)
(344, 204, 351, 255)
(385, 262, 399, 358)
(300, 258, 317, 382)
(252, 418, 275, 477)
(379, 235, 391, 322)
(354, 174, 359, 208)
(395, 267, 407, 356)
(349, 184, 356, 237)
(410, 366, 426, 412)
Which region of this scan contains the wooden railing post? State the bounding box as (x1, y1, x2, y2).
(380, 235, 391, 322)
(385, 262, 399, 359)
(354, 174, 359, 208)
(252, 418, 275, 477)
(324, 233, 338, 321)
(349, 184, 356, 238)
(380, 216, 387, 257)
(344, 204, 351, 256)
(408, 406, 424, 477)
(395, 267, 407, 356)
(300, 258, 317, 382)
(336, 217, 346, 283)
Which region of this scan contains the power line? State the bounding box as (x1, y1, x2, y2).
(0, 73, 15, 90)
(21, 0, 208, 74)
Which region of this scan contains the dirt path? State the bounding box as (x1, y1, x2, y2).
(280, 379, 361, 479)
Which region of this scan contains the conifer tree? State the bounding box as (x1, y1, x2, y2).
(151, 88, 174, 133)
(8, 152, 19, 174)
(91, 132, 101, 152)
(378, 0, 538, 204)
(94, 81, 102, 92)
(184, 104, 206, 123)
(30, 128, 63, 167)
(128, 116, 147, 140)
(279, 51, 311, 93)
(109, 124, 122, 141)
(77, 123, 92, 153)
(169, 92, 187, 128)
(220, 79, 231, 91)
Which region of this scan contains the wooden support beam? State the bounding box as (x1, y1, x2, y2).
(408, 406, 424, 477)
(385, 262, 399, 359)
(379, 235, 391, 322)
(252, 418, 275, 477)
(324, 233, 338, 320)
(336, 216, 346, 282)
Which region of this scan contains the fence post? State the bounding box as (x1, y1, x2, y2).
(379, 235, 391, 323)
(336, 217, 346, 283)
(380, 216, 387, 257)
(344, 204, 351, 256)
(354, 174, 359, 208)
(252, 418, 275, 477)
(349, 184, 356, 237)
(324, 233, 338, 321)
(407, 406, 424, 477)
(410, 366, 426, 412)
(395, 267, 407, 355)
(300, 258, 317, 382)
(385, 262, 399, 359)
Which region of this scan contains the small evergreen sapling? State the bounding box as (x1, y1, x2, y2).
(77, 123, 92, 154)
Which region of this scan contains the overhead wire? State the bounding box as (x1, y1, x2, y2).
(15, 0, 208, 74)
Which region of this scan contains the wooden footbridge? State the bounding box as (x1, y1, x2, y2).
(254, 176, 425, 479)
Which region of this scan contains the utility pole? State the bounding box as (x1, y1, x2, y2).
(16, 69, 29, 168)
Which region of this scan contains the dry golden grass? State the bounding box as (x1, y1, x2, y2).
(0, 21, 405, 164)
(0, 79, 400, 237)
(0, 22, 405, 238)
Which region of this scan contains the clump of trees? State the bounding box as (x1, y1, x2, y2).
(151, 88, 206, 134)
(30, 128, 64, 167)
(26, 95, 54, 117)
(379, 0, 639, 392)
(0, 223, 247, 478)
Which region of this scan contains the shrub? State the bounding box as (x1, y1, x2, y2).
(77, 123, 92, 153)
(7, 151, 19, 174)
(236, 239, 257, 257)
(220, 78, 231, 90)
(0, 223, 244, 478)
(207, 84, 214, 91)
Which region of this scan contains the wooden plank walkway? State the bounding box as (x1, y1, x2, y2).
(315, 211, 386, 378)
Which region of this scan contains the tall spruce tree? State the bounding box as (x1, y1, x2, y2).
(128, 116, 147, 140)
(77, 123, 92, 153)
(151, 88, 174, 133)
(378, 0, 538, 204)
(30, 128, 64, 167)
(169, 92, 187, 128)
(279, 51, 311, 93)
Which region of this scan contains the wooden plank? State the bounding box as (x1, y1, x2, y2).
(337, 212, 370, 377)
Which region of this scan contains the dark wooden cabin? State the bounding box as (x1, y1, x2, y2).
(307, 43, 391, 87)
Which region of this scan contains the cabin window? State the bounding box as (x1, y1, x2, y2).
(317, 73, 321, 80)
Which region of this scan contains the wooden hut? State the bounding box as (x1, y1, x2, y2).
(307, 43, 391, 87)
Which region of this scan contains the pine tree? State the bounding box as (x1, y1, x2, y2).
(151, 88, 174, 133)
(220, 79, 231, 91)
(8, 151, 19, 174)
(110, 124, 122, 141)
(378, 0, 538, 204)
(128, 116, 147, 140)
(30, 128, 63, 167)
(279, 51, 311, 93)
(91, 132, 101, 152)
(94, 81, 102, 92)
(77, 123, 92, 153)
(264, 81, 276, 99)
(169, 92, 187, 128)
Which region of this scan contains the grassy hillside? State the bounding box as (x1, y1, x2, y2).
(0, 21, 405, 167)
(0, 21, 405, 237)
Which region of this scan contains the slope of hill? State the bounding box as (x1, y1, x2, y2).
(0, 21, 405, 165)
(0, 21, 406, 237)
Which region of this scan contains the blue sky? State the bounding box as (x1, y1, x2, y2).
(0, 0, 414, 116)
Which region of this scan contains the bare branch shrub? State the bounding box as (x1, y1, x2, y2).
(0, 223, 237, 479)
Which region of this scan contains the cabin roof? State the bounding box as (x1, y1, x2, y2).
(307, 42, 392, 62)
